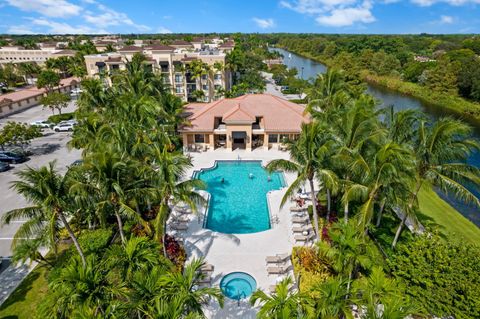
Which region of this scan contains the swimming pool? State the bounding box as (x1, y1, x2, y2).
(194, 160, 285, 234)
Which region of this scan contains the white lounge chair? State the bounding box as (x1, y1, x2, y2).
(200, 263, 214, 272)
(294, 233, 315, 243)
(292, 225, 313, 233)
(290, 206, 307, 212)
(170, 223, 188, 231)
(265, 253, 290, 264)
(267, 265, 290, 275)
(291, 216, 309, 224)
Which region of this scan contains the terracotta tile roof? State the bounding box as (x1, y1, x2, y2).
(181, 94, 309, 133)
(146, 45, 175, 51)
(118, 45, 143, 52)
(0, 77, 79, 105)
(171, 40, 193, 46)
(106, 56, 122, 62)
(53, 50, 76, 55)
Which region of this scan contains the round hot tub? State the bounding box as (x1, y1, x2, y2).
(220, 272, 257, 300)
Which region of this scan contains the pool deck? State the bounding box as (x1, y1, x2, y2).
(174, 148, 309, 318)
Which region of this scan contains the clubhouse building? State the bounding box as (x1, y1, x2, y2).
(180, 94, 309, 151)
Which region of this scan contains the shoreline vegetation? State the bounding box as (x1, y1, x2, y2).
(276, 46, 480, 123)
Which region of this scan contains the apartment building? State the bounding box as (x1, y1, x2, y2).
(0, 46, 75, 65)
(84, 42, 233, 102)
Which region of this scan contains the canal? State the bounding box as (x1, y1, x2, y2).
(270, 47, 480, 226)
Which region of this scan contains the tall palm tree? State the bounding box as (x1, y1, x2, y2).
(147, 145, 204, 255)
(392, 118, 480, 247)
(71, 149, 148, 244)
(1, 162, 86, 267)
(267, 122, 338, 241)
(250, 277, 309, 319)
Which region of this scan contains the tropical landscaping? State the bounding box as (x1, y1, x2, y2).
(0, 34, 480, 319)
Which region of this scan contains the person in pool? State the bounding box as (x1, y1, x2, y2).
(221, 177, 225, 183)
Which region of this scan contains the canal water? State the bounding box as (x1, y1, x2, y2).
(270, 47, 480, 226)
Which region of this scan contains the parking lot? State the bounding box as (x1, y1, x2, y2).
(0, 101, 81, 258)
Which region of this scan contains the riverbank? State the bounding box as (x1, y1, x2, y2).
(275, 46, 480, 123)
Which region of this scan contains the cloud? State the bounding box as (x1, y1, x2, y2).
(411, 0, 480, 5)
(157, 26, 172, 34)
(440, 15, 454, 23)
(7, 25, 35, 34)
(253, 17, 276, 29)
(280, 0, 374, 27)
(5, 0, 82, 18)
(30, 17, 108, 34)
(84, 3, 150, 31)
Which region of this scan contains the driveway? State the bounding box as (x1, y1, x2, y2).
(0, 101, 81, 258)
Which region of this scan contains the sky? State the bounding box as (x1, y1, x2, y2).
(0, 0, 479, 35)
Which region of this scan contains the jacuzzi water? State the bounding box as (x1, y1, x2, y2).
(220, 272, 257, 300)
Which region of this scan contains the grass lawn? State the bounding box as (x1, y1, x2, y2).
(0, 264, 47, 319)
(418, 186, 480, 245)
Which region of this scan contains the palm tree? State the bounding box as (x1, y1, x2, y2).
(1, 162, 86, 267)
(352, 266, 418, 318)
(392, 118, 480, 247)
(250, 277, 309, 319)
(310, 276, 352, 319)
(318, 221, 374, 295)
(106, 236, 170, 282)
(267, 122, 338, 241)
(71, 149, 148, 244)
(147, 145, 204, 255)
(157, 258, 224, 317)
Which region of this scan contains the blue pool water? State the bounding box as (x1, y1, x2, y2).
(195, 161, 285, 234)
(220, 272, 257, 300)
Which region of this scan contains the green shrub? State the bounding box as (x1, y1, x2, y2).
(388, 234, 480, 318)
(47, 112, 74, 124)
(78, 228, 114, 255)
(292, 246, 331, 294)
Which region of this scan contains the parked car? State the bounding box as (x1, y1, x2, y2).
(0, 151, 28, 164)
(53, 123, 75, 132)
(30, 120, 54, 128)
(0, 162, 11, 172)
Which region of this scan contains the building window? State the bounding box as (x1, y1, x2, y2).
(214, 84, 221, 90)
(280, 134, 289, 142)
(194, 134, 205, 143)
(175, 74, 183, 83)
(202, 84, 208, 91)
(268, 134, 278, 143)
(201, 74, 207, 80)
(175, 87, 183, 94)
(214, 74, 222, 80)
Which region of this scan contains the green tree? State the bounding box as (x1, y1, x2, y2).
(0, 121, 42, 151)
(1, 162, 87, 267)
(40, 92, 71, 115)
(37, 69, 60, 93)
(250, 277, 309, 319)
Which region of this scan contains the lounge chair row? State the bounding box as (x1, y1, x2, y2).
(265, 253, 290, 264)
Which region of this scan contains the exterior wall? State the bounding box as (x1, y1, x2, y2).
(0, 48, 69, 65)
(0, 81, 79, 118)
(266, 132, 300, 149)
(226, 124, 253, 151)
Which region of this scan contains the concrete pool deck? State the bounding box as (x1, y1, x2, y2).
(174, 148, 312, 318)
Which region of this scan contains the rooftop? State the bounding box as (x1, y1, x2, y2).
(181, 94, 309, 133)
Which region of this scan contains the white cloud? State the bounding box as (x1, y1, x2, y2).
(84, 3, 150, 31)
(30, 17, 108, 34)
(157, 26, 172, 34)
(280, 0, 374, 27)
(411, 0, 480, 5)
(253, 17, 276, 29)
(5, 0, 82, 17)
(440, 15, 454, 23)
(7, 25, 35, 34)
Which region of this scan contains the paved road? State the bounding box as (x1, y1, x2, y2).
(261, 72, 306, 100)
(0, 102, 81, 258)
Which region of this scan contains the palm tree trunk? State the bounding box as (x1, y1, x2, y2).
(58, 211, 86, 268)
(115, 211, 126, 244)
(392, 180, 423, 248)
(344, 202, 349, 223)
(375, 199, 386, 227)
(326, 189, 332, 222)
(309, 178, 320, 241)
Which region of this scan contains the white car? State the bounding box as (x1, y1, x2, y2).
(53, 123, 75, 132)
(30, 120, 53, 128)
